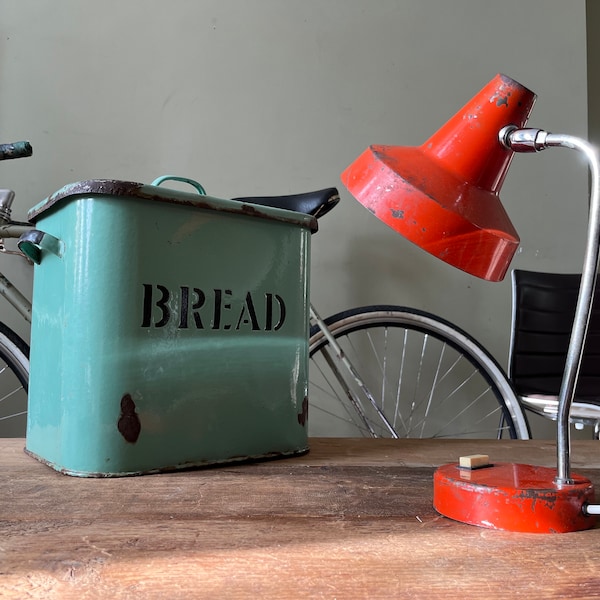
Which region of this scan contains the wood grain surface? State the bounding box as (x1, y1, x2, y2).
(2, 438, 600, 599)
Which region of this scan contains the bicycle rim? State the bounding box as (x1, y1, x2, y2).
(0, 322, 29, 437)
(308, 305, 529, 439)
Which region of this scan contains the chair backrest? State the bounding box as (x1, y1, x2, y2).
(509, 269, 600, 400)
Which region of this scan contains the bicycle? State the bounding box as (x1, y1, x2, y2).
(0, 141, 34, 437)
(0, 140, 530, 440)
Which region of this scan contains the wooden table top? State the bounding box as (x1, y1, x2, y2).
(2, 437, 600, 599)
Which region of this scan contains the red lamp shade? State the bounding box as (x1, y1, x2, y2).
(341, 74, 537, 281)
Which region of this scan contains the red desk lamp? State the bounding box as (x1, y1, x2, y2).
(341, 73, 600, 533)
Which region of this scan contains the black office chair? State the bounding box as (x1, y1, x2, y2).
(508, 269, 600, 438)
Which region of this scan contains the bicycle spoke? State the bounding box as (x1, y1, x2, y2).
(393, 329, 408, 433)
(0, 409, 26, 421)
(0, 384, 25, 404)
(414, 384, 495, 437)
(418, 342, 445, 438)
(310, 356, 372, 431)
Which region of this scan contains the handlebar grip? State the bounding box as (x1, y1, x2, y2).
(0, 141, 32, 161)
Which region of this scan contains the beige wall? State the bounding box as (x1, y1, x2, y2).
(0, 1, 591, 436)
(588, 0, 600, 147)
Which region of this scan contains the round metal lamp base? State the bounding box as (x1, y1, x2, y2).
(433, 462, 596, 533)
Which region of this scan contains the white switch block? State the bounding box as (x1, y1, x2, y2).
(459, 454, 490, 469)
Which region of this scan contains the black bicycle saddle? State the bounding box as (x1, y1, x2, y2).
(232, 187, 340, 219)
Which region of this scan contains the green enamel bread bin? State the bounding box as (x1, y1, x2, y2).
(22, 178, 316, 476)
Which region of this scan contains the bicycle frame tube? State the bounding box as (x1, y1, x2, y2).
(0, 272, 32, 323)
(0, 222, 34, 323)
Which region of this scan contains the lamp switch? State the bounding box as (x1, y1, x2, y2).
(459, 454, 491, 469)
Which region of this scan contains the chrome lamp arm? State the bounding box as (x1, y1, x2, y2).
(500, 126, 600, 485)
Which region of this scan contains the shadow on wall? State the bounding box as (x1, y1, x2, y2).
(345, 228, 503, 324)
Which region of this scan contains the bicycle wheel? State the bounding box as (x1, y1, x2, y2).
(0, 322, 29, 437)
(308, 305, 530, 439)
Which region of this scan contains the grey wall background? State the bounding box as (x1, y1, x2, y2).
(0, 1, 594, 436)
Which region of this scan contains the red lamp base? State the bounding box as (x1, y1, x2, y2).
(433, 462, 596, 533)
